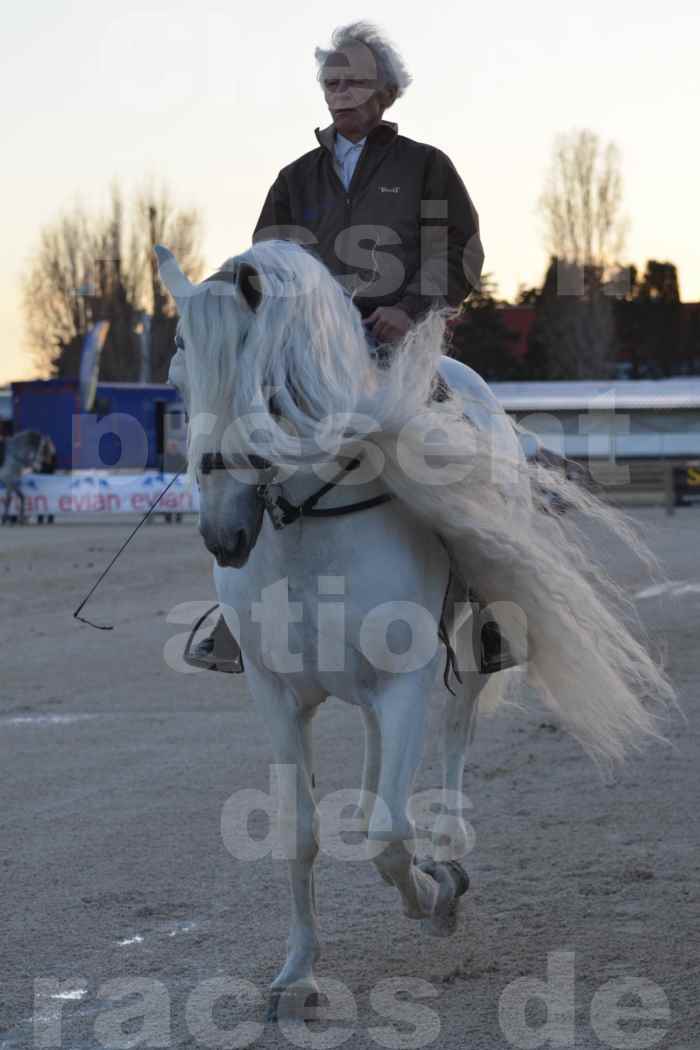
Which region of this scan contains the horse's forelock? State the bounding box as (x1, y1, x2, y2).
(183, 241, 376, 466)
(180, 280, 247, 407)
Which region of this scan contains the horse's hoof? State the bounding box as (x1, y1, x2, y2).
(444, 859, 470, 897)
(267, 985, 321, 1023)
(418, 859, 470, 938)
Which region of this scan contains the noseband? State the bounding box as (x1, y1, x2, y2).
(200, 452, 272, 474)
(199, 452, 393, 530)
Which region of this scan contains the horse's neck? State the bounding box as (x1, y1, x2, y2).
(5, 435, 32, 467)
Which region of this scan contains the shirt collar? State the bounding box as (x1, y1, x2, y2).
(335, 132, 366, 159)
(315, 120, 399, 154)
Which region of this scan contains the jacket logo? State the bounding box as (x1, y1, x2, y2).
(379, 185, 400, 193)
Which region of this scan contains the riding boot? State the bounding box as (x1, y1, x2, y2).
(184, 611, 244, 673)
(185, 607, 516, 676)
(477, 605, 521, 675)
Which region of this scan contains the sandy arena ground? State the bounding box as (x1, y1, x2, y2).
(1, 507, 699, 1049)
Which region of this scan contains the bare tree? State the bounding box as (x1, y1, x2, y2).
(540, 129, 628, 274)
(529, 259, 616, 380)
(124, 182, 204, 317)
(125, 183, 204, 380)
(22, 183, 204, 378)
(23, 208, 100, 374)
(530, 130, 627, 378)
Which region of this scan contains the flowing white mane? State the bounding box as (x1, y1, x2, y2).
(178, 239, 455, 469)
(170, 239, 675, 764)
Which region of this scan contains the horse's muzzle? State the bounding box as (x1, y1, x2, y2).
(201, 529, 251, 568)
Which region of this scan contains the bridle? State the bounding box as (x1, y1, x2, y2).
(199, 451, 393, 530)
(200, 450, 463, 693)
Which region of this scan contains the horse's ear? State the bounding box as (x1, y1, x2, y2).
(154, 245, 194, 305)
(238, 263, 262, 313)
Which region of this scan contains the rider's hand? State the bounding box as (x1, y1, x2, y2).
(364, 306, 413, 344)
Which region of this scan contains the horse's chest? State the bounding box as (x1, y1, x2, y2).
(214, 513, 449, 698)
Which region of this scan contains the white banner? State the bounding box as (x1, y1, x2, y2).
(0, 473, 199, 515)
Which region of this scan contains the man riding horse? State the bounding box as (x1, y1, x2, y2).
(187, 21, 514, 675)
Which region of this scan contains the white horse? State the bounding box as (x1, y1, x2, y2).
(0, 430, 49, 524)
(156, 240, 673, 1020)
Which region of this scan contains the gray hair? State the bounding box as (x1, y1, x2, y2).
(315, 22, 412, 99)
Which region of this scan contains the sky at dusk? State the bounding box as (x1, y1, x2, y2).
(1, 0, 698, 385)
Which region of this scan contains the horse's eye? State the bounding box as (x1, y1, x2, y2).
(175, 333, 185, 350)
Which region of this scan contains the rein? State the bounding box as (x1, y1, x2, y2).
(72, 472, 183, 630)
(73, 455, 393, 633)
(201, 453, 394, 531)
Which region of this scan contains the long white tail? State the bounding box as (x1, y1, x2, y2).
(367, 316, 675, 765)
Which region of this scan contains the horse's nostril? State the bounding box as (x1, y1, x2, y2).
(202, 534, 222, 561)
(200, 528, 250, 566)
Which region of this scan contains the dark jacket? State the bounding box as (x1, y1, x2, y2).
(253, 121, 484, 321)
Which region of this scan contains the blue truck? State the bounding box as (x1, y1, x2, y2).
(11, 379, 187, 471)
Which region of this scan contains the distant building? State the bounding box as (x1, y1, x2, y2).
(491, 378, 700, 460)
(498, 306, 535, 359)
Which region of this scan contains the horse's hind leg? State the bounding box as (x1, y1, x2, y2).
(356, 708, 381, 829)
(431, 670, 487, 872)
(432, 584, 490, 864)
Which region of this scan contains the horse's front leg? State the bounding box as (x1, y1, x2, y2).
(368, 677, 452, 918)
(14, 486, 26, 525)
(369, 673, 471, 937)
(356, 708, 397, 884)
(249, 676, 321, 1019)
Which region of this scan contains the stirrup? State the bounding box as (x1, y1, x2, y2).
(478, 613, 521, 675)
(183, 604, 244, 674)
